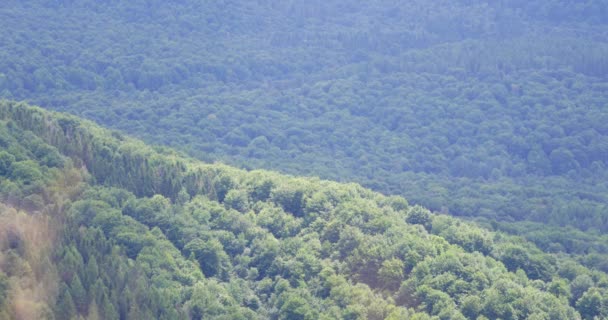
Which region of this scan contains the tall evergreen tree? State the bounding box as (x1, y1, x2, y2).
(55, 284, 77, 320)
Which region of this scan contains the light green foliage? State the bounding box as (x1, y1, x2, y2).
(0, 17, 607, 320)
(549, 278, 572, 301)
(576, 288, 605, 320)
(277, 290, 316, 320)
(378, 258, 405, 289)
(256, 203, 301, 238)
(10, 160, 43, 185)
(0, 101, 607, 319)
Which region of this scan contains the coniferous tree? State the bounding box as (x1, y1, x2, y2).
(84, 255, 99, 290)
(87, 300, 101, 320)
(101, 293, 119, 320)
(70, 275, 87, 315)
(55, 284, 78, 320)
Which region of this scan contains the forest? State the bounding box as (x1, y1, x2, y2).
(0, 0, 607, 319)
(1, 0, 607, 237)
(0, 101, 607, 319)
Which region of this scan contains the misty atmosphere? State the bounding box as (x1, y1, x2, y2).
(0, 1, 607, 319)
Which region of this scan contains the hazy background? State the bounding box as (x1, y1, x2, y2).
(1, 0, 607, 230)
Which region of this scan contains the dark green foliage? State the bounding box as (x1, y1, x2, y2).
(498, 244, 555, 280)
(460, 295, 482, 319)
(184, 238, 230, 279)
(70, 275, 87, 314)
(0, 151, 14, 175)
(55, 284, 77, 320)
(277, 291, 316, 320)
(571, 275, 595, 302)
(1, 0, 607, 238)
(406, 206, 432, 231)
(271, 185, 305, 217)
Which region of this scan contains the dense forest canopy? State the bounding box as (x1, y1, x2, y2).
(1, 0, 608, 234)
(0, 101, 606, 319)
(0, 1, 607, 318)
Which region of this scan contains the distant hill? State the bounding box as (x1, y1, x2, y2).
(1, 0, 607, 234)
(1, 101, 607, 319)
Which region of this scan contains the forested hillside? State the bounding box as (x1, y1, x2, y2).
(1, 101, 608, 319)
(1, 0, 607, 238)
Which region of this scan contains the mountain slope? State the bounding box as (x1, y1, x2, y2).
(1, 0, 607, 234)
(1, 101, 607, 319)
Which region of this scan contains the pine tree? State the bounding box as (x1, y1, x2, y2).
(70, 275, 87, 314)
(127, 304, 143, 320)
(101, 293, 119, 320)
(55, 283, 77, 320)
(87, 300, 101, 320)
(84, 256, 99, 290)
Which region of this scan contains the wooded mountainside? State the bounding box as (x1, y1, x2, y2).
(1, 0, 607, 235)
(0, 1, 607, 319)
(0, 101, 607, 319)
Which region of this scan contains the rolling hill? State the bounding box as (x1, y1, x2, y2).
(0, 0, 607, 235)
(1, 101, 607, 319)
